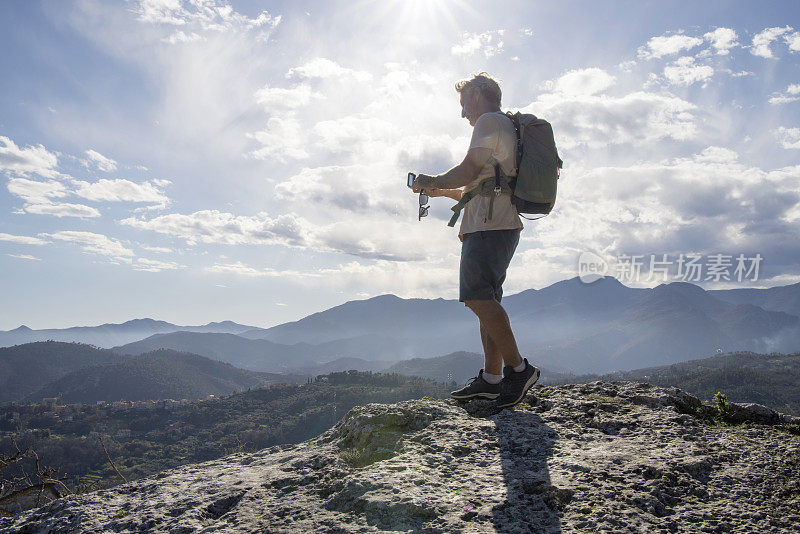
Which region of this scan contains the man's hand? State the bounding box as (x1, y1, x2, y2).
(411, 173, 435, 193)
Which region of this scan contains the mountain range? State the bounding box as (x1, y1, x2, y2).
(5, 339, 800, 418)
(0, 342, 295, 403)
(0, 319, 255, 349)
(119, 277, 800, 374)
(4, 276, 800, 374)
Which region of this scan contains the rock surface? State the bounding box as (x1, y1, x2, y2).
(2, 381, 799, 533)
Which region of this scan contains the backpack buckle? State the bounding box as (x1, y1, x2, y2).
(493, 186, 502, 196)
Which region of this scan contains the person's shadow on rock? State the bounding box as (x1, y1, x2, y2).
(489, 404, 563, 534)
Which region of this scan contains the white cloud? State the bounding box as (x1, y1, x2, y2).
(775, 127, 800, 149)
(48, 231, 135, 262)
(6, 177, 69, 204)
(534, 152, 800, 278)
(451, 30, 505, 58)
(207, 261, 273, 276)
(0, 232, 49, 245)
(70, 178, 170, 205)
(3, 136, 170, 216)
(552, 68, 616, 96)
(205, 259, 459, 299)
(6, 253, 42, 261)
(120, 209, 311, 247)
(285, 58, 371, 82)
(162, 30, 202, 44)
(133, 257, 184, 272)
(7, 174, 168, 215)
(135, 0, 281, 37)
(663, 56, 714, 86)
(6, 177, 101, 218)
(23, 203, 102, 218)
(84, 149, 118, 172)
(693, 146, 739, 163)
(788, 32, 800, 52)
(312, 116, 395, 154)
(769, 84, 800, 105)
(703, 28, 738, 55)
(121, 206, 453, 262)
(523, 89, 697, 149)
(254, 84, 317, 111)
(248, 115, 309, 161)
(751, 26, 793, 58)
(140, 244, 173, 253)
(0, 136, 60, 178)
(276, 165, 370, 210)
(769, 96, 800, 105)
(638, 34, 703, 59)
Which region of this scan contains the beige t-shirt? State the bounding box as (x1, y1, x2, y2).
(459, 111, 523, 237)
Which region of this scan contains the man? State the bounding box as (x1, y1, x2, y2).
(412, 72, 540, 408)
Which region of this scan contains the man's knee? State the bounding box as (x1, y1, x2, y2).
(464, 298, 497, 314)
(464, 299, 482, 312)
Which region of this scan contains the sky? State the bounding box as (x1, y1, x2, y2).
(1, 0, 799, 330)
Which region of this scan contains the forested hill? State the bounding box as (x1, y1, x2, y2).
(0, 342, 120, 402)
(567, 351, 800, 415)
(0, 371, 451, 516)
(28, 349, 290, 403)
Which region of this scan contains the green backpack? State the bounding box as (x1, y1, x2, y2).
(447, 111, 562, 227)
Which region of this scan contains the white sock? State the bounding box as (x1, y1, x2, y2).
(513, 360, 527, 373)
(483, 371, 502, 384)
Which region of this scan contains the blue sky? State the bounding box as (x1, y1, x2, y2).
(1, 0, 799, 329)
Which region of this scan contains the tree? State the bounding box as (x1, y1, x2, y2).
(0, 437, 70, 516)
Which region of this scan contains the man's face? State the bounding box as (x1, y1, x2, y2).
(460, 89, 478, 127)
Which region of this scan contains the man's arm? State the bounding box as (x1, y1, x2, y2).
(415, 146, 491, 190)
(426, 188, 463, 201)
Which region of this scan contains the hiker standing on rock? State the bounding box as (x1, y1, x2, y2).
(412, 73, 541, 408)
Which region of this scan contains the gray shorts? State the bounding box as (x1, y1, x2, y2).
(459, 229, 521, 303)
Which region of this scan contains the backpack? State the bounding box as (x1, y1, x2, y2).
(447, 111, 562, 227)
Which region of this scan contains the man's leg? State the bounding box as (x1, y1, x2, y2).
(479, 322, 503, 376)
(449, 320, 504, 399)
(468, 299, 523, 370)
(468, 297, 539, 407)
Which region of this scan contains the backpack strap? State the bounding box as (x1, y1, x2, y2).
(447, 157, 512, 227)
(487, 161, 502, 221)
(447, 188, 476, 227)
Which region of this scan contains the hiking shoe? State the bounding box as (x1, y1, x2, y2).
(496, 358, 540, 408)
(450, 370, 501, 400)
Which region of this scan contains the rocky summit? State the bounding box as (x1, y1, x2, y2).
(2, 381, 799, 533)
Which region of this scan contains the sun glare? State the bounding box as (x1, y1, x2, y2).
(344, 0, 477, 37)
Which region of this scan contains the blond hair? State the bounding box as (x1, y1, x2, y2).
(455, 72, 502, 108)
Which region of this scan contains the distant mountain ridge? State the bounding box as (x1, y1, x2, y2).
(710, 281, 800, 317)
(0, 318, 257, 349)
(0, 342, 304, 404)
(236, 276, 800, 373)
(30, 349, 287, 403)
(5, 276, 800, 374)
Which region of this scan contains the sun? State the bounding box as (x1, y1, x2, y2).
(343, 0, 478, 35)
